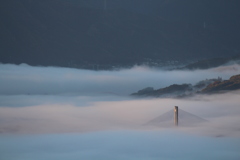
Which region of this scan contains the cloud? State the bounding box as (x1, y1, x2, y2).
(0, 64, 240, 136)
(0, 90, 240, 137)
(1, 130, 240, 160)
(0, 63, 240, 95)
(1, 63, 240, 159)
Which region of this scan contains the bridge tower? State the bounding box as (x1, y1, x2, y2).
(174, 106, 178, 126)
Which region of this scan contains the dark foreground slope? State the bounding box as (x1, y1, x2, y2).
(1, 0, 239, 69)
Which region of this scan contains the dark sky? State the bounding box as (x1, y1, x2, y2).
(1, 0, 240, 67)
(68, 0, 240, 30)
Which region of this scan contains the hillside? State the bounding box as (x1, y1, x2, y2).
(132, 75, 240, 98)
(202, 74, 240, 93)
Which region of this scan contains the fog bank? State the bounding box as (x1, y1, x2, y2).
(1, 63, 240, 160)
(0, 91, 240, 137)
(0, 63, 239, 95)
(1, 131, 240, 160)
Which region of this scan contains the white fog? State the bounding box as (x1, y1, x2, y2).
(0, 64, 240, 160)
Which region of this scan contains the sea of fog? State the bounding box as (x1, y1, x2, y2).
(0, 63, 240, 160)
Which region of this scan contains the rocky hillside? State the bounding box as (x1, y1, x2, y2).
(131, 75, 240, 98)
(201, 74, 240, 93)
(131, 78, 220, 97)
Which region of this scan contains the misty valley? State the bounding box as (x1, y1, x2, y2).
(1, 0, 240, 159)
(0, 63, 240, 160)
